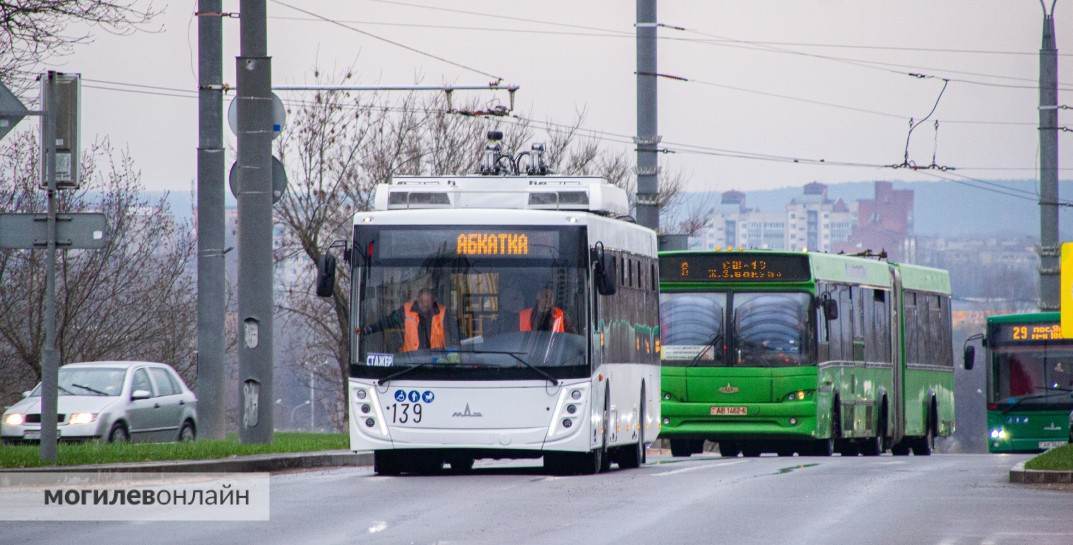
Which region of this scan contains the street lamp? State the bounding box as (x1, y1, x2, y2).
(289, 400, 310, 429)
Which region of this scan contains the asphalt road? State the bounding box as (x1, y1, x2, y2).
(4, 452, 1070, 545)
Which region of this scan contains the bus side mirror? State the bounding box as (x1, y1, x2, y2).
(596, 254, 617, 296)
(316, 252, 337, 298)
(963, 345, 975, 371)
(822, 298, 839, 321)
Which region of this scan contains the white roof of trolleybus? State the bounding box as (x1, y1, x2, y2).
(357, 176, 655, 256)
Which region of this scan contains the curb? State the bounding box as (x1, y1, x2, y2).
(0, 450, 373, 473)
(1009, 461, 1073, 484)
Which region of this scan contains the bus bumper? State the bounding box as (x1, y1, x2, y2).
(659, 400, 819, 441)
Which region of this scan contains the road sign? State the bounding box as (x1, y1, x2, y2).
(228, 156, 288, 204)
(0, 213, 110, 249)
(0, 81, 29, 141)
(228, 92, 285, 140)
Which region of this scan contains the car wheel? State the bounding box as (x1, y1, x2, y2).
(108, 422, 130, 443)
(179, 421, 196, 442)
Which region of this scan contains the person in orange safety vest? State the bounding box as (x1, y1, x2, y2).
(519, 287, 571, 333)
(359, 288, 456, 352)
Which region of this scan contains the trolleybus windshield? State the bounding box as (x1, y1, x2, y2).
(988, 323, 1073, 407)
(660, 291, 812, 367)
(351, 225, 589, 380)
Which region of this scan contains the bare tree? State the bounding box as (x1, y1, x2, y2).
(0, 1, 161, 93)
(0, 131, 197, 403)
(272, 71, 692, 428)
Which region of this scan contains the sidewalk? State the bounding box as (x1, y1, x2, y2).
(1009, 460, 1073, 484)
(0, 450, 373, 473)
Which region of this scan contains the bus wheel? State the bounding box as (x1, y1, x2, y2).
(861, 434, 883, 456)
(374, 451, 401, 476)
(719, 441, 741, 457)
(811, 437, 834, 456)
(447, 456, 475, 474)
(912, 425, 935, 456)
(617, 392, 646, 470)
(740, 444, 761, 457)
(776, 443, 795, 456)
(670, 439, 693, 458)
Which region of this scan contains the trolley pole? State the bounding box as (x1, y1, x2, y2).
(1039, 1, 1060, 311)
(196, 0, 227, 440)
(635, 0, 660, 233)
(237, 0, 274, 443)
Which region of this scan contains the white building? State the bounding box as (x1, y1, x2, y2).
(691, 182, 855, 252)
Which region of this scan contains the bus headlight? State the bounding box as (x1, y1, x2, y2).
(990, 428, 1008, 440)
(785, 390, 810, 401)
(355, 389, 367, 400)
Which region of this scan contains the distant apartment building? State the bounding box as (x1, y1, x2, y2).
(691, 182, 854, 252)
(834, 181, 914, 260)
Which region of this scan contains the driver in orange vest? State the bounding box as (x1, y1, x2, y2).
(519, 287, 571, 333)
(359, 288, 455, 352)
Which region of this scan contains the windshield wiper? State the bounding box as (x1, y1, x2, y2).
(689, 332, 723, 367)
(376, 363, 441, 387)
(70, 383, 108, 396)
(1001, 386, 1073, 413)
(463, 349, 559, 386)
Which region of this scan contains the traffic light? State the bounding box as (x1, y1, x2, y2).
(39, 71, 80, 188)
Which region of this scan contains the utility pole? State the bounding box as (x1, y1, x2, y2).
(237, 0, 274, 443)
(635, 0, 660, 233)
(196, 0, 226, 440)
(39, 75, 59, 462)
(1039, 0, 1060, 311)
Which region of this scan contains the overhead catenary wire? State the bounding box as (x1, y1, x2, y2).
(359, 0, 1073, 92)
(268, 0, 506, 83)
(78, 78, 1073, 203)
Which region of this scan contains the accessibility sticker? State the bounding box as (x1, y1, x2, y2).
(407, 390, 421, 403)
(421, 390, 435, 403)
(394, 390, 407, 402)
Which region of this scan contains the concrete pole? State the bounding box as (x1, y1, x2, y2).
(635, 0, 660, 233)
(237, 0, 274, 443)
(1039, 3, 1060, 311)
(196, 0, 227, 440)
(39, 73, 58, 462)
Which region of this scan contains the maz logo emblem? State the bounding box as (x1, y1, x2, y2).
(719, 383, 739, 394)
(1044, 422, 1062, 431)
(452, 403, 483, 418)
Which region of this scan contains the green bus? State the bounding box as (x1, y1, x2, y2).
(658, 250, 956, 457)
(976, 312, 1073, 453)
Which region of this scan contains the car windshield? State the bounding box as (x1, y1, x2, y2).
(990, 345, 1073, 406)
(352, 226, 588, 378)
(30, 367, 126, 397)
(660, 291, 811, 367)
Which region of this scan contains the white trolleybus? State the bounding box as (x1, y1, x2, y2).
(316, 144, 659, 475)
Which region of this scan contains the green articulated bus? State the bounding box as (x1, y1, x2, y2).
(978, 312, 1073, 453)
(658, 250, 956, 457)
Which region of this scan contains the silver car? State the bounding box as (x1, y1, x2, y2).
(1, 361, 198, 444)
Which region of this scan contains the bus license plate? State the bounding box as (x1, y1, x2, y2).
(711, 406, 747, 416)
(1039, 441, 1065, 449)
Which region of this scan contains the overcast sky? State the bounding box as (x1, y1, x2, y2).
(21, 0, 1073, 193)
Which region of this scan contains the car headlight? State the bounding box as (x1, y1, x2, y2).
(4, 413, 24, 426)
(68, 412, 97, 425)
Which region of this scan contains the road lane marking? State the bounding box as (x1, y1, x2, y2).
(650, 460, 746, 477)
(368, 521, 388, 534)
